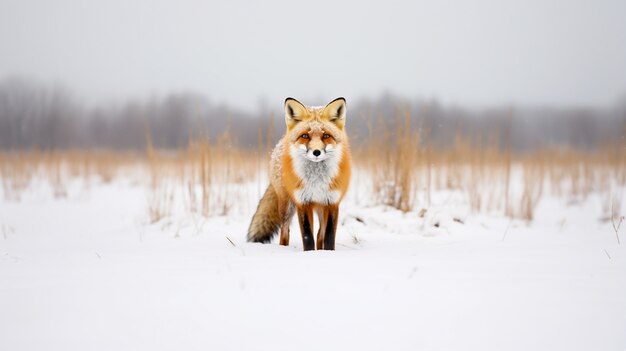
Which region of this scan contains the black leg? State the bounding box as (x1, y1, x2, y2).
(323, 206, 338, 250)
(297, 206, 315, 251)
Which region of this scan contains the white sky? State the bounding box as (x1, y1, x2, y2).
(1, 0, 625, 110)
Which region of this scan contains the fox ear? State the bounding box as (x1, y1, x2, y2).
(284, 97, 307, 129)
(323, 97, 347, 129)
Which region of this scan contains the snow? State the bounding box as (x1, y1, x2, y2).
(1, 176, 625, 350)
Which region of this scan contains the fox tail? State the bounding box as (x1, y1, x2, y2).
(247, 185, 281, 243)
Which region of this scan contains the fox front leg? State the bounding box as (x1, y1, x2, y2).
(296, 205, 315, 251)
(316, 207, 327, 250)
(323, 205, 339, 250)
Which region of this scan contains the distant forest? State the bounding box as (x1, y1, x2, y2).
(1, 77, 625, 151)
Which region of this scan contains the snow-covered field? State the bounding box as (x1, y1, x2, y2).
(1, 176, 625, 350)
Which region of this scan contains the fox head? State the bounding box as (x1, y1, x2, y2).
(284, 97, 347, 163)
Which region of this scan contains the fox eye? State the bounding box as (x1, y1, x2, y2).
(322, 134, 332, 139)
(300, 134, 309, 139)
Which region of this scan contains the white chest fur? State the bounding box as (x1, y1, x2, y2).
(289, 144, 343, 205)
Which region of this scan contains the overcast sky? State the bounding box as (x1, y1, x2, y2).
(1, 0, 625, 111)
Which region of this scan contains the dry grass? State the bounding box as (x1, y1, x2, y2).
(182, 132, 259, 217)
(0, 150, 140, 201)
(363, 111, 419, 212)
(353, 112, 625, 221)
(1, 120, 624, 224)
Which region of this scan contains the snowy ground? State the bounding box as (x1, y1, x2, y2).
(1, 177, 625, 350)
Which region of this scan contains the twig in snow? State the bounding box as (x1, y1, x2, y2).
(226, 236, 236, 247)
(604, 249, 611, 260)
(342, 215, 366, 226)
(226, 236, 246, 256)
(502, 220, 512, 241)
(611, 200, 623, 245)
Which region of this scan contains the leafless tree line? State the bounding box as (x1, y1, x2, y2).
(1, 77, 624, 151)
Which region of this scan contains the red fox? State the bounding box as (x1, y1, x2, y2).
(247, 97, 351, 250)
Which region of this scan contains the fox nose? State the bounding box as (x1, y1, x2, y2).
(312, 149, 321, 157)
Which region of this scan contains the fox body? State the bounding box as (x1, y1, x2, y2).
(247, 97, 351, 250)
